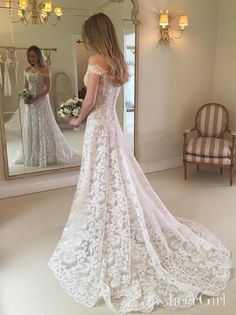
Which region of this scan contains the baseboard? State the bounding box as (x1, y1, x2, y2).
(140, 157, 183, 173)
(1, 155, 234, 199)
(0, 170, 80, 199)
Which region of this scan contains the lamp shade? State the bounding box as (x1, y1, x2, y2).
(18, 9, 24, 17)
(19, 0, 27, 9)
(55, 7, 63, 17)
(41, 8, 48, 18)
(179, 15, 188, 30)
(159, 14, 169, 28)
(44, 1, 52, 13)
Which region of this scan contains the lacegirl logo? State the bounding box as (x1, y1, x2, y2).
(166, 292, 226, 307)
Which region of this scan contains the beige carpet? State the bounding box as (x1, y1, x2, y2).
(0, 166, 235, 315)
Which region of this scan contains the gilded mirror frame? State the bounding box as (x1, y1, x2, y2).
(0, 0, 140, 179)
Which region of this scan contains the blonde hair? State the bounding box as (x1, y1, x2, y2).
(82, 13, 129, 86)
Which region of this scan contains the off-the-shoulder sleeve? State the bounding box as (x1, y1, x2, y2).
(87, 64, 106, 76)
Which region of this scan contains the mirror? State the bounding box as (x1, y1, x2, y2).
(0, 0, 140, 178)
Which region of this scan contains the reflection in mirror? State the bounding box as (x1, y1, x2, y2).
(53, 72, 85, 160)
(54, 72, 72, 113)
(0, 6, 22, 174)
(123, 20, 135, 151)
(0, 0, 138, 178)
(17, 46, 80, 170)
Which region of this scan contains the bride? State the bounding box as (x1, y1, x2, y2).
(18, 45, 80, 167)
(48, 13, 231, 314)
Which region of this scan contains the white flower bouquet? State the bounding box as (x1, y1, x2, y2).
(57, 97, 83, 119)
(18, 89, 35, 100)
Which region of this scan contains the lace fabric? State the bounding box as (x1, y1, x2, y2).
(21, 71, 80, 167)
(48, 64, 232, 314)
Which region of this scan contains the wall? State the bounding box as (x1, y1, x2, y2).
(212, 0, 236, 131)
(138, 0, 219, 170)
(3, 12, 87, 111)
(0, 0, 224, 198)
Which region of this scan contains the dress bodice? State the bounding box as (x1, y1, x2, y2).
(83, 64, 121, 119)
(24, 71, 49, 95)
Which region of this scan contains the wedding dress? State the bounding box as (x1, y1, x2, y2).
(20, 71, 80, 167)
(48, 64, 231, 314)
(5, 106, 22, 140)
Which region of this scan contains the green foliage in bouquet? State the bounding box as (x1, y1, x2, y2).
(18, 89, 36, 100)
(58, 97, 83, 119)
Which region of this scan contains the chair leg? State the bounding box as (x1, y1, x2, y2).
(184, 162, 187, 180)
(197, 165, 200, 172)
(230, 167, 233, 186)
(220, 167, 223, 175)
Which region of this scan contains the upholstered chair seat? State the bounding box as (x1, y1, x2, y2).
(186, 137, 232, 157)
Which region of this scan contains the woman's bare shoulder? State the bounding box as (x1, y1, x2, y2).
(89, 55, 107, 70)
(24, 66, 31, 73)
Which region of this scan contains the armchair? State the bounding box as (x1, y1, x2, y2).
(183, 103, 235, 185)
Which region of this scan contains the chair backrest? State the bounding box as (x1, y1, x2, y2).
(195, 103, 229, 137)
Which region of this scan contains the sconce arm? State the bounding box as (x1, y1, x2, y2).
(170, 27, 184, 40)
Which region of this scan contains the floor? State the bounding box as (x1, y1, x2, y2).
(0, 166, 235, 315)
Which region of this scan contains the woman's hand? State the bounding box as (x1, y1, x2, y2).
(24, 96, 39, 104)
(24, 98, 33, 104)
(69, 117, 81, 127)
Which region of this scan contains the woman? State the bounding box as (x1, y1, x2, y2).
(48, 13, 231, 314)
(20, 45, 80, 167)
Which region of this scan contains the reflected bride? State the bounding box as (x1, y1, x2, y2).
(17, 45, 80, 167)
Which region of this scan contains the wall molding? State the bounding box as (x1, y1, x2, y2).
(140, 157, 183, 173)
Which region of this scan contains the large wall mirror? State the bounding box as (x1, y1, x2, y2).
(0, 0, 140, 179)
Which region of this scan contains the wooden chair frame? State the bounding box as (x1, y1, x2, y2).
(183, 103, 236, 185)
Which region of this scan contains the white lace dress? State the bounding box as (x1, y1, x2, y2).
(21, 71, 80, 167)
(48, 64, 231, 314)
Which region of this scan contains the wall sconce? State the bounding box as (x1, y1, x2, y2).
(158, 9, 189, 43)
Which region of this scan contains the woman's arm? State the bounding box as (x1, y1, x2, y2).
(24, 75, 29, 90)
(69, 70, 100, 127)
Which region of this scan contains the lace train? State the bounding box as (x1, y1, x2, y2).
(48, 64, 231, 314)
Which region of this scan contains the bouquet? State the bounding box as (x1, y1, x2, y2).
(18, 89, 35, 100)
(57, 97, 83, 119)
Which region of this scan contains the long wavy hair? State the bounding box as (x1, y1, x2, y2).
(27, 45, 45, 67)
(82, 13, 129, 86)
